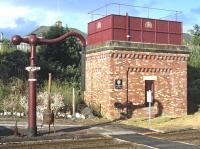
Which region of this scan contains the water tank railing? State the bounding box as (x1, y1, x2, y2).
(88, 3, 182, 22)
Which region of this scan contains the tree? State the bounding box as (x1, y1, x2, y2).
(0, 50, 28, 82)
(187, 25, 200, 111)
(192, 24, 200, 46)
(0, 49, 28, 111)
(36, 25, 84, 112)
(37, 25, 82, 83)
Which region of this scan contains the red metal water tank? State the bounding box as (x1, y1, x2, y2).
(87, 14, 182, 45)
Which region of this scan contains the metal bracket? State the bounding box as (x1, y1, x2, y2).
(25, 66, 40, 72)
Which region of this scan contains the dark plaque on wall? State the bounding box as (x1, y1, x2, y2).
(115, 79, 123, 89)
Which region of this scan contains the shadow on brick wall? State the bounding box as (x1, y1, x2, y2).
(114, 99, 163, 119)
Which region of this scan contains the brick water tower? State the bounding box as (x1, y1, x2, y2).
(84, 3, 190, 119)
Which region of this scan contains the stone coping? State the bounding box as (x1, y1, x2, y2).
(86, 40, 190, 54)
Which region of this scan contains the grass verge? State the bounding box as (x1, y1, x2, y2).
(121, 111, 200, 132)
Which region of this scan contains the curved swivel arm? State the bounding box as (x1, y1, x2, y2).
(11, 30, 86, 138)
(39, 32, 86, 46)
(12, 31, 86, 47)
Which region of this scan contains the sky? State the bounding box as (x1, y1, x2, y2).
(0, 0, 200, 39)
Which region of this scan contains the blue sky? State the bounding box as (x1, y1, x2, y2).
(0, 0, 200, 39)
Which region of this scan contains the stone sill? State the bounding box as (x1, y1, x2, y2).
(86, 40, 190, 54)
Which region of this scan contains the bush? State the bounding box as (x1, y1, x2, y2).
(40, 80, 83, 112)
(188, 46, 200, 108)
(0, 77, 27, 112)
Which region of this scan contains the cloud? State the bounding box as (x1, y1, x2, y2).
(143, 0, 158, 7)
(2, 0, 198, 37)
(0, 1, 61, 27)
(0, 3, 29, 28)
(190, 8, 200, 14)
(178, 13, 198, 32)
(14, 18, 38, 34)
(60, 11, 89, 32)
(1, 18, 39, 39)
(0, 1, 61, 38)
(179, 14, 197, 25)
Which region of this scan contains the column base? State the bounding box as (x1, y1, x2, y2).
(27, 127, 37, 137)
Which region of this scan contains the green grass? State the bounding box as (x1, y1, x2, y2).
(122, 117, 173, 127)
(40, 80, 83, 106)
(121, 112, 200, 132)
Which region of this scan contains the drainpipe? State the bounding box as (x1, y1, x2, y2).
(126, 13, 131, 41)
(126, 68, 130, 114)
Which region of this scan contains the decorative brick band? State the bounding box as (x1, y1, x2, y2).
(111, 53, 187, 61)
(86, 53, 111, 61)
(86, 52, 188, 62)
(129, 67, 172, 73)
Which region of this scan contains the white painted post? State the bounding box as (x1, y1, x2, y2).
(147, 90, 152, 127)
(72, 88, 75, 117)
(149, 102, 151, 126)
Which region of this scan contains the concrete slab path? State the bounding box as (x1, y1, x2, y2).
(0, 121, 199, 149)
(112, 134, 199, 149)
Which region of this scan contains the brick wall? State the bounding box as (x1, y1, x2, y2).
(84, 41, 190, 120)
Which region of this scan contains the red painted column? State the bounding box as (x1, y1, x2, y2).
(27, 34, 37, 137)
(28, 71, 37, 136)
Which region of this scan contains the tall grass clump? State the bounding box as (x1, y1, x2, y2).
(40, 80, 83, 110)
